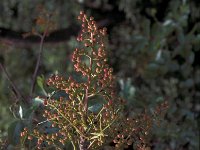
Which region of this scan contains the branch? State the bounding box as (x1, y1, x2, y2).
(0, 25, 79, 48)
(0, 63, 22, 101)
(0, 18, 118, 48)
(29, 30, 47, 98)
(79, 136, 88, 150)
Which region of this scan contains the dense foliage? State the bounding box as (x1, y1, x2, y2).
(0, 0, 199, 150)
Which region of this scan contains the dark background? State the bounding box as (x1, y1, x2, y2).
(0, 0, 199, 149)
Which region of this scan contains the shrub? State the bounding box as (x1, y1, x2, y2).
(111, 1, 200, 149)
(19, 11, 167, 150)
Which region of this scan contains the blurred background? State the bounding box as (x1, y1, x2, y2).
(0, 0, 199, 149)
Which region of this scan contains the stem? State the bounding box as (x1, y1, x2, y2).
(81, 31, 95, 150)
(84, 56, 93, 112)
(0, 63, 22, 101)
(48, 103, 86, 138)
(84, 32, 94, 114)
(30, 30, 47, 98)
(71, 140, 77, 150)
(79, 136, 88, 150)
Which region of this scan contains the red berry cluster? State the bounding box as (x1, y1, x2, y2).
(20, 11, 162, 150)
(111, 114, 152, 149)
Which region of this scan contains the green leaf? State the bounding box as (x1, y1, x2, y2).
(119, 78, 135, 100)
(37, 75, 47, 96)
(183, 78, 194, 88)
(31, 97, 44, 111)
(88, 103, 103, 113)
(33, 96, 44, 104)
(88, 95, 107, 112)
(8, 120, 24, 146)
(10, 104, 24, 120)
(37, 75, 44, 89)
(52, 90, 68, 99)
(156, 97, 164, 103)
(23, 97, 43, 119)
(19, 106, 23, 119)
(188, 52, 194, 64)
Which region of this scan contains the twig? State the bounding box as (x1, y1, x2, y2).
(0, 18, 113, 48)
(30, 12, 54, 98)
(29, 30, 47, 98)
(79, 136, 88, 150)
(0, 63, 22, 101)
